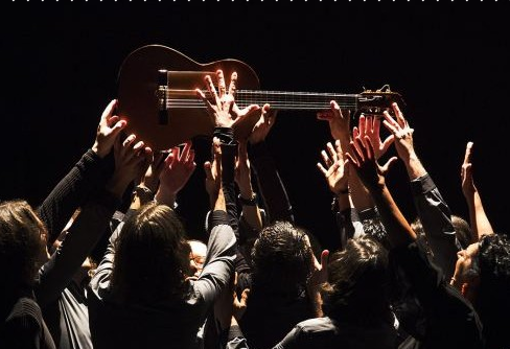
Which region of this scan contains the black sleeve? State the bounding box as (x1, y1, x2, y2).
(37, 149, 112, 247)
(335, 208, 355, 250)
(250, 141, 294, 223)
(36, 190, 120, 307)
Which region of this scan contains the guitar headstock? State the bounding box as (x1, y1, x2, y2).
(357, 84, 405, 116)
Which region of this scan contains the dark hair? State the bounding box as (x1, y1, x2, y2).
(111, 202, 191, 304)
(451, 215, 473, 250)
(325, 236, 391, 324)
(0, 200, 46, 291)
(251, 221, 313, 296)
(477, 234, 510, 348)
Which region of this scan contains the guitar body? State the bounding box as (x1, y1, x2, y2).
(117, 45, 260, 150)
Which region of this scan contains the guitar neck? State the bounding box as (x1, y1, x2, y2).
(165, 90, 362, 111)
(236, 90, 360, 111)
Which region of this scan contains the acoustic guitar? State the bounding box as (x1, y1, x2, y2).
(117, 45, 403, 150)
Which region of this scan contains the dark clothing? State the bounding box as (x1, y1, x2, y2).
(239, 289, 315, 349)
(273, 316, 397, 349)
(411, 173, 459, 280)
(392, 242, 484, 349)
(250, 141, 294, 223)
(35, 149, 118, 349)
(37, 149, 111, 247)
(88, 210, 236, 349)
(0, 296, 56, 349)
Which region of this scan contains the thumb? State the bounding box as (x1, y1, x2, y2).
(240, 288, 250, 305)
(381, 156, 399, 175)
(204, 161, 213, 180)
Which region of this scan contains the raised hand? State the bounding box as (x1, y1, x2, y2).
(345, 136, 398, 191)
(249, 103, 277, 144)
(382, 102, 415, 161)
(92, 99, 127, 158)
(156, 141, 196, 206)
(107, 134, 152, 199)
(461, 142, 477, 198)
(197, 70, 260, 128)
(317, 100, 351, 142)
(204, 138, 222, 204)
(317, 140, 349, 196)
(352, 114, 394, 160)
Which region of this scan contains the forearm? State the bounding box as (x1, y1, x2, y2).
(38, 149, 111, 246)
(251, 141, 294, 222)
(403, 152, 427, 181)
(467, 190, 494, 241)
(36, 189, 120, 306)
(368, 184, 416, 248)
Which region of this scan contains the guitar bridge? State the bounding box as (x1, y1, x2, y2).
(157, 69, 168, 125)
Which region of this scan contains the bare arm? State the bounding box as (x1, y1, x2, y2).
(461, 142, 494, 241)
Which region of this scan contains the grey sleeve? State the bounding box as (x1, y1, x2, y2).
(194, 215, 237, 304)
(272, 325, 305, 349)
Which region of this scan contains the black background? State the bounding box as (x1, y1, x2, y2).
(1, 2, 508, 249)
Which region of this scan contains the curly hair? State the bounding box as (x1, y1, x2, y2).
(477, 233, 510, 348)
(325, 236, 391, 325)
(0, 200, 46, 292)
(251, 221, 313, 296)
(111, 203, 191, 305)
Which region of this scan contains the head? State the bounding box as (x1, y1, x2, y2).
(452, 234, 510, 347)
(188, 239, 207, 278)
(0, 200, 47, 293)
(325, 236, 391, 324)
(111, 202, 191, 304)
(451, 215, 473, 250)
(251, 221, 314, 296)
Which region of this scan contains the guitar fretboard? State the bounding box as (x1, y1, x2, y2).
(165, 90, 360, 111)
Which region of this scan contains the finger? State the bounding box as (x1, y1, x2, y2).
(392, 102, 406, 127)
(380, 134, 395, 154)
(101, 99, 117, 121)
(358, 114, 367, 137)
(228, 71, 237, 96)
(317, 162, 328, 177)
(463, 141, 474, 165)
(320, 249, 329, 269)
(240, 288, 250, 305)
(181, 141, 192, 162)
(364, 136, 375, 160)
(186, 149, 196, 167)
(382, 119, 399, 136)
(317, 110, 333, 121)
(321, 150, 332, 168)
(383, 110, 400, 132)
(107, 115, 120, 128)
(122, 134, 137, 148)
(204, 161, 213, 180)
(217, 70, 227, 97)
(351, 138, 365, 162)
(344, 151, 360, 168)
(381, 156, 399, 175)
(334, 139, 344, 162)
(330, 100, 341, 113)
(196, 88, 215, 114)
(110, 119, 127, 138)
(326, 142, 338, 163)
(205, 74, 220, 107)
(352, 126, 359, 139)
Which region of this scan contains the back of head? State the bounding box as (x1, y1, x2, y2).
(111, 202, 191, 305)
(451, 215, 473, 250)
(477, 233, 510, 348)
(325, 236, 391, 324)
(251, 221, 313, 296)
(0, 200, 46, 293)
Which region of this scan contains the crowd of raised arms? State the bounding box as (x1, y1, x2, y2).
(1, 70, 509, 349)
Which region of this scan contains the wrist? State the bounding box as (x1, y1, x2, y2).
(92, 142, 108, 159)
(238, 192, 257, 206)
(133, 184, 155, 201)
